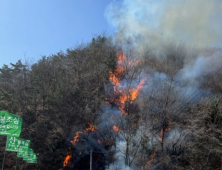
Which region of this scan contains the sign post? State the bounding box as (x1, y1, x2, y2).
(1, 137, 7, 170)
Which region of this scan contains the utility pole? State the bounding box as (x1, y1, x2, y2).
(90, 150, 92, 170)
(2, 137, 7, 170)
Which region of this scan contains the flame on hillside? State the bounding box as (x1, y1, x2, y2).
(109, 52, 125, 87)
(130, 78, 146, 101)
(63, 51, 146, 168)
(71, 123, 95, 145)
(63, 154, 72, 167)
(63, 123, 96, 167)
(71, 131, 83, 144)
(108, 52, 145, 115)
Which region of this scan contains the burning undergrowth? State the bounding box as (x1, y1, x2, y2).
(63, 45, 222, 169)
(63, 123, 114, 170)
(63, 51, 149, 169)
(61, 0, 222, 169)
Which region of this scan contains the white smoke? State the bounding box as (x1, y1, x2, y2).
(104, 1, 222, 169)
(182, 50, 222, 84)
(106, 141, 134, 170)
(106, 0, 222, 88)
(106, 0, 222, 48)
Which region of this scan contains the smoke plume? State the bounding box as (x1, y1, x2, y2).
(103, 1, 222, 169)
(106, 0, 222, 48)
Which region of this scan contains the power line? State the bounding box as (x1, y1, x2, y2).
(182, 65, 222, 103)
(173, 64, 222, 114)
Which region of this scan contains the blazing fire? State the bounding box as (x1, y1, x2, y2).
(71, 131, 83, 144)
(63, 51, 146, 168)
(108, 52, 146, 115)
(109, 52, 125, 87)
(64, 123, 97, 167)
(63, 154, 72, 167)
(129, 78, 146, 101)
(71, 123, 95, 145)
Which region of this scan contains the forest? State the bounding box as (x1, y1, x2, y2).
(0, 35, 222, 170)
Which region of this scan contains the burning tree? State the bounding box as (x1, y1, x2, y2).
(63, 123, 111, 170)
(106, 51, 148, 168)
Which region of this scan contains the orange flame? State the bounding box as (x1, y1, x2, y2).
(160, 118, 172, 142)
(145, 150, 156, 168)
(86, 124, 95, 132)
(109, 53, 125, 86)
(63, 154, 72, 167)
(113, 125, 119, 132)
(108, 52, 146, 115)
(64, 124, 97, 167)
(71, 124, 95, 144)
(115, 78, 145, 115)
(71, 131, 83, 144)
(129, 78, 146, 101)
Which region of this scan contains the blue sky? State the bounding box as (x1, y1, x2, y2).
(0, 0, 114, 67)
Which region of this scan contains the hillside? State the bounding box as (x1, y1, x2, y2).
(0, 35, 222, 170)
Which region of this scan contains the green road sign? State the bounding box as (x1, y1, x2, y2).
(26, 159, 37, 163)
(21, 150, 38, 163)
(23, 149, 35, 160)
(6, 136, 30, 152)
(0, 111, 22, 137)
